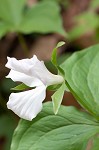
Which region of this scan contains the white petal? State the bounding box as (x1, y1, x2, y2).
(7, 85, 46, 121)
(29, 60, 64, 86)
(5, 55, 64, 86)
(5, 55, 38, 76)
(6, 70, 43, 87)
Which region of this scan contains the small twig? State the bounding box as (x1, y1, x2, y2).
(18, 33, 29, 57)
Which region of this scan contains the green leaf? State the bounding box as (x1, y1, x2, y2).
(90, 0, 99, 9)
(47, 82, 69, 92)
(0, 114, 16, 150)
(52, 82, 66, 114)
(11, 102, 99, 150)
(91, 136, 99, 150)
(0, 0, 26, 27)
(47, 84, 61, 91)
(51, 41, 65, 67)
(56, 41, 65, 48)
(57, 53, 72, 65)
(0, 0, 66, 37)
(19, 1, 65, 35)
(69, 12, 99, 40)
(42, 0, 69, 7)
(61, 44, 99, 119)
(51, 47, 57, 66)
(11, 83, 29, 91)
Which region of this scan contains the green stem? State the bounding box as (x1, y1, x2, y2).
(18, 33, 29, 56)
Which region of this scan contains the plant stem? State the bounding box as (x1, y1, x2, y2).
(18, 33, 29, 56)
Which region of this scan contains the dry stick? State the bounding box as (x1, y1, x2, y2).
(18, 33, 29, 57)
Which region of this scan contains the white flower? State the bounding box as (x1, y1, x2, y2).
(5, 55, 64, 121)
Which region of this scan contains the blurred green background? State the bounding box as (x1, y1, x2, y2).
(0, 0, 99, 149)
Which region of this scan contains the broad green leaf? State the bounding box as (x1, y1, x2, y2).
(51, 41, 65, 67)
(61, 44, 99, 119)
(57, 53, 72, 64)
(91, 136, 99, 150)
(0, 0, 66, 37)
(58, 66, 65, 77)
(52, 82, 66, 114)
(11, 102, 99, 150)
(0, 114, 17, 150)
(0, 0, 26, 27)
(11, 83, 29, 91)
(69, 12, 99, 40)
(19, 1, 65, 35)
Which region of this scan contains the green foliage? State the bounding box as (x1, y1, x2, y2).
(51, 41, 66, 79)
(0, 0, 26, 26)
(40, 0, 69, 7)
(52, 81, 66, 114)
(19, 2, 65, 35)
(90, 0, 99, 9)
(50, 41, 67, 113)
(69, 12, 99, 40)
(0, 0, 65, 38)
(10, 102, 99, 150)
(45, 53, 71, 76)
(56, 41, 65, 48)
(91, 136, 99, 150)
(1, 78, 16, 94)
(51, 41, 65, 67)
(0, 115, 16, 150)
(4, 41, 99, 149)
(11, 83, 29, 91)
(61, 44, 99, 119)
(47, 84, 61, 91)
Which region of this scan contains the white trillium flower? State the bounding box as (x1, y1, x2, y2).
(5, 55, 64, 121)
